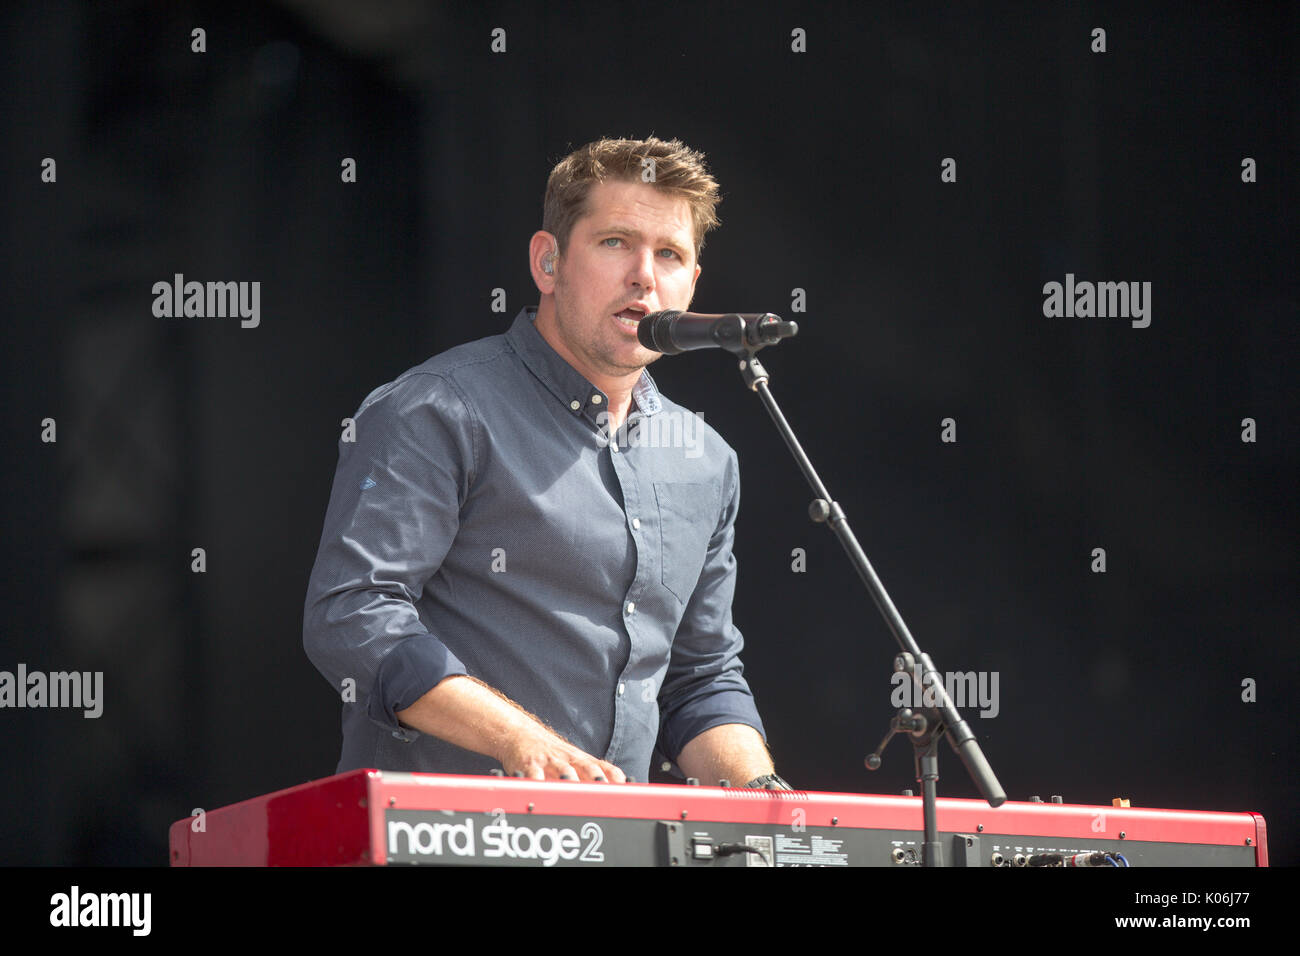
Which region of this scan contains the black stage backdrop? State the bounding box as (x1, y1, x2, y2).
(1, 0, 1295, 869)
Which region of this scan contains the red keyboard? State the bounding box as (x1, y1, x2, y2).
(168, 769, 1267, 867)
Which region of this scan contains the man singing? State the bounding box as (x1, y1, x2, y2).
(304, 136, 788, 790)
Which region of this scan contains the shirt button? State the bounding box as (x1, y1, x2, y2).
(591, 394, 603, 404)
(618, 682, 626, 696)
(610, 442, 619, 453)
(626, 602, 636, 615)
(569, 400, 580, 411)
(632, 517, 641, 530)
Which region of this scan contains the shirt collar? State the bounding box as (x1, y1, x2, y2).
(506, 307, 662, 424)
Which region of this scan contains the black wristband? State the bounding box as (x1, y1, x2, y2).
(743, 773, 792, 790)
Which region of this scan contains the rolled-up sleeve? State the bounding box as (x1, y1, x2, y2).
(303, 372, 477, 739)
(656, 448, 767, 761)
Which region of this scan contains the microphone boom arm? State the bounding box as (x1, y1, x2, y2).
(733, 339, 1006, 867)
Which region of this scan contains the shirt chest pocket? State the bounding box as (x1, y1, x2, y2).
(653, 481, 719, 605)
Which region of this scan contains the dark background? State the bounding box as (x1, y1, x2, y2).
(2, 0, 1295, 866)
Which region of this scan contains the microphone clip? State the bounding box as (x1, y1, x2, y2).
(716, 313, 799, 356)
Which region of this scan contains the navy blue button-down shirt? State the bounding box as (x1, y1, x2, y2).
(303, 307, 766, 781)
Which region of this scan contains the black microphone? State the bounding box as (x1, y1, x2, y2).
(637, 310, 798, 355)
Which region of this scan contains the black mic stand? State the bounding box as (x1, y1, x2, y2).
(721, 317, 1006, 867)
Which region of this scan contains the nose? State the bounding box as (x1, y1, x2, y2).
(628, 245, 656, 293)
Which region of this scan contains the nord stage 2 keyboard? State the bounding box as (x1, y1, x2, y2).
(168, 769, 1267, 867)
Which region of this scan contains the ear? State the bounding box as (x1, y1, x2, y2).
(529, 230, 559, 293)
(686, 261, 702, 309)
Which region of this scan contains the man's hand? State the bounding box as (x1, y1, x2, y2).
(500, 728, 627, 783)
(394, 674, 626, 783)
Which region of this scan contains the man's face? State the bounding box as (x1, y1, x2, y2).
(544, 179, 701, 381)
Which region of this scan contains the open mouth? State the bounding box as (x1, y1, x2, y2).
(613, 307, 646, 331)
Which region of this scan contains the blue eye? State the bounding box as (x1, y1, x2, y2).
(603, 237, 622, 247)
